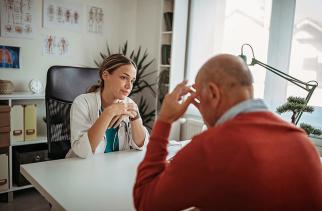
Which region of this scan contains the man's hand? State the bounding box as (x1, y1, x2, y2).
(158, 81, 197, 124)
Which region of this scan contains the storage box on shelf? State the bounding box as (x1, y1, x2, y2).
(10, 105, 24, 142)
(13, 143, 48, 186)
(0, 147, 9, 192)
(0, 106, 10, 193)
(0, 106, 10, 149)
(0, 92, 47, 201)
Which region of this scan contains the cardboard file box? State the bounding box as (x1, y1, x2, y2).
(0, 153, 9, 191)
(11, 105, 24, 142)
(13, 144, 48, 186)
(0, 105, 10, 128)
(24, 104, 37, 141)
(0, 127, 10, 148)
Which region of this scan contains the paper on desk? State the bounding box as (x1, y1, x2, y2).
(167, 140, 191, 160)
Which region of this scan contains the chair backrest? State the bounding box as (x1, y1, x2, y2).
(45, 66, 99, 159)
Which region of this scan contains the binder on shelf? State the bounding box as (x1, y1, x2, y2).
(11, 105, 24, 142)
(0, 127, 10, 148)
(163, 12, 173, 31)
(24, 104, 37, 141)
(0, 153, 9, 191)
(0, 105, 10, 128)
(161, 44, 171, 65)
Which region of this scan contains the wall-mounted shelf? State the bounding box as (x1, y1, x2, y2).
(0, 92, 44, 100)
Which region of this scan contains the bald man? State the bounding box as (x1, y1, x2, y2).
(133, 54, 322, 210)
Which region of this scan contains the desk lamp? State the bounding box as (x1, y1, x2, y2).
(239, 43, 318, 125)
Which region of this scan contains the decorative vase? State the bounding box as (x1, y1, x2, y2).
(0, 80, 14, 94)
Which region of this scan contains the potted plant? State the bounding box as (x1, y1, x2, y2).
(95, 41, 157, 130)
(276, 96, 322, 136)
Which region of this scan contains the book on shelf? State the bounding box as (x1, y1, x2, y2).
(161, 45, 171, 65)
(163, 12, 173, 31)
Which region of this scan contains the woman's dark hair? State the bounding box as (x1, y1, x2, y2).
(88, 54, 137, 92)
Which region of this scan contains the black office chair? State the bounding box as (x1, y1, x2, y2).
(45, 66, 99, 159)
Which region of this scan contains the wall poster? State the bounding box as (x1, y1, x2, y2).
(43, 0, 83, 31)
(0, 45, 20, 68)
(43, 35, 69, 56)
(87, 6, 104, 34)
(0, 0, 35, 39)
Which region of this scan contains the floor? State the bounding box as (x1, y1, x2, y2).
(0, 188, 50, 211)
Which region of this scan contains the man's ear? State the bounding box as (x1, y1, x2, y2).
(207, 82, 220, 107)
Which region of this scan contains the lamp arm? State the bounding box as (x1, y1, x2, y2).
(252, 59, 316, 92)
(252, 58, 318, 125)
(240, 43, 319, 125)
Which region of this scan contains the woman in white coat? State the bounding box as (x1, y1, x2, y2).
(66, 54, 149, 158)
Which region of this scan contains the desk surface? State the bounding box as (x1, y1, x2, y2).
(23, 140, 316, 211)
(21, 150, 145, 211)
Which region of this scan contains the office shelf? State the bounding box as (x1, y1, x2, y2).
(11, 137, 47, 146)
(0, 92, 44, 100)
(0, 184, 33, 194)
(0, 92, 47, 202)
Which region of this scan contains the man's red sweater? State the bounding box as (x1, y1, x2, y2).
(133, 112, 322, 211)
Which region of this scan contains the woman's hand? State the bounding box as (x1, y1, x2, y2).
(103, 101, 139, 128)
(127, 102, 140, 121)
(103, 102, 130, 117)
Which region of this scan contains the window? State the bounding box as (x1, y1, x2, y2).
(184, 0, 321, 130)
(288, 0, 322, 107)
(220, 0, 272, 99)
(280, 0, 322, 128)
(185, 0, 272, 115)
(287, 0, 322, 128)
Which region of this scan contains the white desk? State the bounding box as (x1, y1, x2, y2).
(20, 141, 322, 211)
(21, 150, 144, 211)
(20, 141, 189, 211)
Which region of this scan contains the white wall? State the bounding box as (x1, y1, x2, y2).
(133, 0, 162, 129)
(0, 0, 160, 93)
(136, 0, 161, 71)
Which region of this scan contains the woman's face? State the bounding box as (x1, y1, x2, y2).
(102, 64, 136, 100)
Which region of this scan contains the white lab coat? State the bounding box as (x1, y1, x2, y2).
(65, 90, 149, 158)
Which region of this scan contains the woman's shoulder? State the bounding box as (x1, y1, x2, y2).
(73, 92, 98, 105)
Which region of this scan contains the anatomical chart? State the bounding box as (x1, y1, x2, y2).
(43, 35, 69, 56)
(1, 0, 35, 38)
(87, 6, 104, 34)
(43, 0, 83, 32)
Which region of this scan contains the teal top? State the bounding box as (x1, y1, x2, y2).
(100, 106, 119, 153)
(104, 127, 119, 153)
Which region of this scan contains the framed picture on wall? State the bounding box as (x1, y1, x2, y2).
(0, 45, 20, 69)
(0, 0, 36, 39)
(43, 0, 83, 32)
